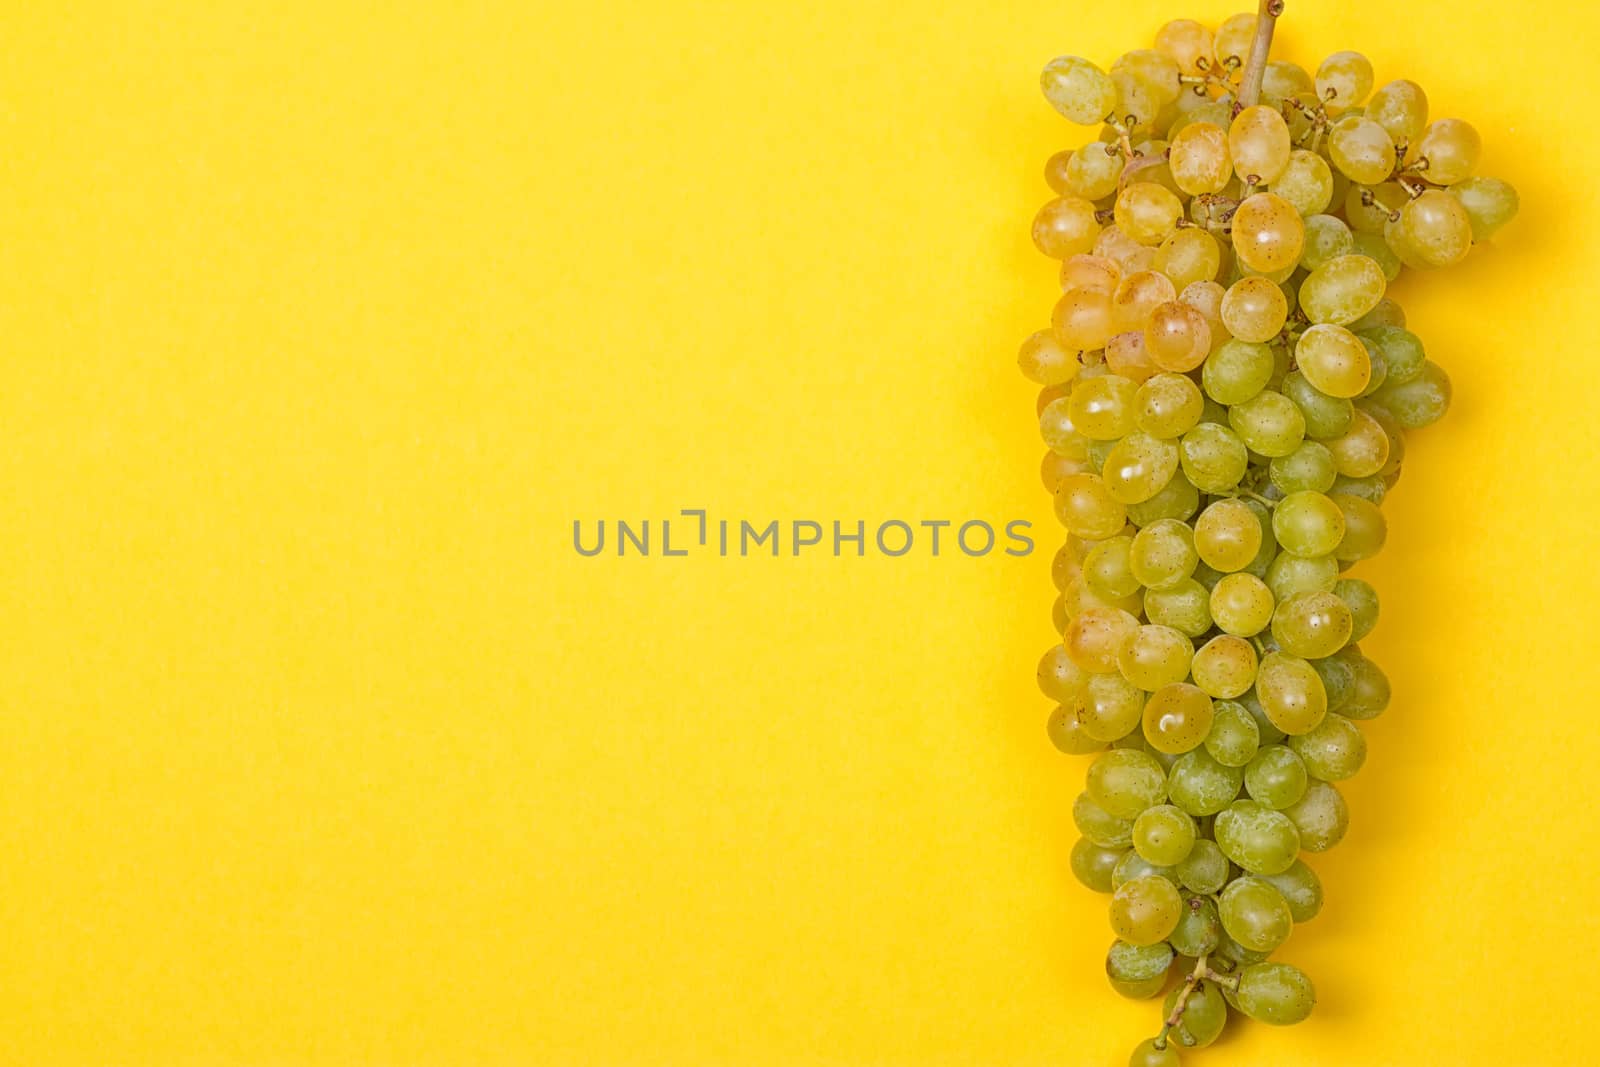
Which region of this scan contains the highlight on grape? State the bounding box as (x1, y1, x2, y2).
(1023, 4, 1517, 1063)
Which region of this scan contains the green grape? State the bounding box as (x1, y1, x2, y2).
(1176, 838, 1231, 895)
(1041, 55, 1119, 125)
(1204, 700, 1262, 767)
(1282, 371, 1355, 440)
(1299, 254, 1386, 326)
(1389, 189, 1473, 268)
(1271, 590, 1354, 658)
(1255, 651, 1329, 734)
(1218, 277, 1287, 346)
(1130, 519, 1199, 591)
(1315, 50, 1374, 113)
(1219, 875, 1294, 952)
(1313, 652, 1355, 713)
(1270, 149, 1335, 217)
(1154, 18, 1214, 75)
(1415, 117, 1481, 185)
(1163, 978, 1229, 1048)
(1335, 577, 1380, 642)
(1351, 229, 1401, 281)
(1284, 780, 1349, 851)
(1210, 572, 1275, 637)
(1235, 961, 1316, 1025)
(1259, 859, 1324, 922)
(1106, 938, 1175, 999)
(1039, 396, 1090, 456)
(1339, 648, 1391, 719)
(1169, 120, 1233, 196)
(1054, 285, 1118, 350)
(1295, 324, 1372, 398)
(1202, 338, 1276, 405)
(1272, 491, 1346, 558)
(1229, 389, 1305, 457)
(1116, 182, 1185, 246)
(1179, 422, 1250, 492)
(1356, 325, 1426, 384)
(1228, 105, 1293, 184)
(1066, 605, 1142, 674)
(1366, 79, 1428, 144)
(1074, 671, 1149, 742)
(1032, 196, 1102, 258)
(1110, 874, 1184, 945)
(1288, 713, 1367, 781)
(1088, 747, 1169, 819)
(1055, 473, 1129, 539)
(1167, 747, 1245, 817)
(1193, 498, 1263, 573)
(1143, 683, 1214, 755)
(1215, 800, 1301, 875)
(1328, 116, 1396, 185)
(1144, 579, 1213, 638)
(1086, 438, 1116, 473)
(1343, 180, 1407, 235)
(1071, 837, 1127, 892)
(1371, 361, 1451, 428)
(1451, 176, 1520, 241)
(1169, 893, 1222, 958)
(1038, 643, 1089, 701)
(1244, 745, 1309, 809)
(1060, 141, 1127, 200)
(1325, 408, 1391, 477)
(1265, 552, 1338, 602)
(1048, 703, 1106, 754)
(1137, 372, 1206, 437)
(1085, 535, 1141, 599)
(1075, 790, 1135, 847)
(1263, 60, 1315, 98)
(1070, 374, 1141, 440)
(1190, 635, 1258, 699)
(1119, 624, 1196, 691)
(1155, 228, 1223, 290)
(1214, 930, 1270, 971)
(1128, 1040, 1180, 1067)
(1332, 492, 1387, 560)
(1104, 432, 1182, 504)
(1232, 193, 1305, 273)
(1298, 213, 1354, 270)
(1269, 441, 1338, 494)
(1126, 471, 1200, 526)
(1018, 330, 1079, 387)
(1113, 49, 1182, 105)
(1133, 803, 1198, 866)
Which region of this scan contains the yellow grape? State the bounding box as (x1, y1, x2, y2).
(1154, 19, 1215, 76)
(1327, 117, 1396, 185)
(1060, 253, 1124, 294)
(1220, 276, 1288, 344)
(1033, 196, 1102, 258)
(1415, 118, 1481, 185)
(1154, 228, 1222, 290)
(1115, 182, 1186, 246)
(1095, 225, 1159, 272)
(1228, 106, 1293, 184)
(1019, 329, 1080, 386)
(1231, 193, 1305, 273)
(1053, 286, 1118, 350)
(1169, 122, 1234, 196)
(1113, 269, 1180, 330)
(1145, 301, 1212, 373)
(1106, 330, 1160, 383)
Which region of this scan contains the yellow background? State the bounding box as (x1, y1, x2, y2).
(2, 2, 1595, 1064)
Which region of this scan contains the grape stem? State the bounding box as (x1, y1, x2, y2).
(1235, 0, 1285, 112)
(1204, 967, 1241, 991)
(1153, 953, 1210, 1050)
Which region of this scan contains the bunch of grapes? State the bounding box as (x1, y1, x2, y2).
(1022, 6, 1518, 1064)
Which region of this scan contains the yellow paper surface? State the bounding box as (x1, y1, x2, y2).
(2, 2, 1596, 1064)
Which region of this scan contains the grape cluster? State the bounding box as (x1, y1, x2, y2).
(1023, 9, 1518, 1065)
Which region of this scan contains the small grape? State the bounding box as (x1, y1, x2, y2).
(1176, 838, 1231, 894)
(1271, 589, 1354, 658)
(1145, 301, 1214, 373)
(1235, 961, 1316, 1025)
(1282, 371, 1355, 440)
(1270, 149, 1335, 216)
(1117, 182, 1186, 246)
(1219, 277, 1289, 346)
(1332, 492, 1387, 560)
(1204, 700, 1262, 767)
(1371, 361, 1451, 428)
(1214, 799, 1301, 875)
(1219, 875, 1294, 952)
(1209, 572, 1275, 637)
(1299, 254, 1386, 326)
(1228, 106, 1293, 184)
(1119, 624, 1196, 691)
(1114, 269, 1181, 330)
(1107, 938, 1175, 999)
(1128, 1038, 1182, 1067)
(1255, 651, 1329, 735)
(1060, 252, 1123, 295)
(1143, 683, 1215, 754)
(1259, 860, 1324, 922)
(1315, 51, 1374, 113)
(1283, 779, 1349, 851)
(1328, 116, 1396, 185)
(1071, 837, 1126, 892)
(1155, 228, 1223, 290)
(1075, 672, 1149, 742)
(1167, 747, 1245, 817)
(1324, 408, 1391, 477)
(1053, 286, 1117, 350)
(1088, 747, 1170, 819)
(1269, 441, 1337, 495)
(1288, 713, 1367, 781)
(1111, 874, 1184, 945)
(1232, 193, 1305, 273)
(1144, 579, 1213, 638)
(1154, 18, 1215, 76)
(1042, 55, 1119, 124)
(1133, 803, 1198, 865)
(1451, 176, 1520, 241)
(1415, 118, 1481, 185)
(1066, 604, 1142, 674)
(1190, 635, 1258, 699)
(1169, 121, 1233, 196)
(1131, 519, 1199, 591)
(1055, 473, 1128, 539)
(1366, 79, 1429, 144)
(1244, 744, 1309, 809)
(1048, 704, 1106, 755)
